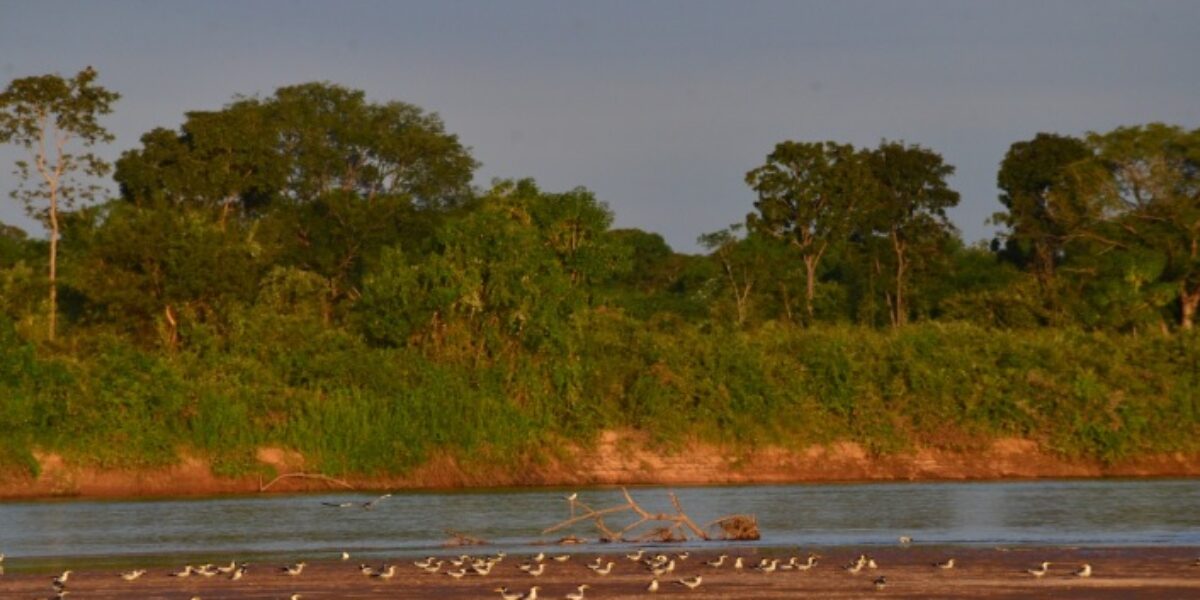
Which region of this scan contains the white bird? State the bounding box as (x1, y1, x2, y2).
(170, 566, 193, 577)
(552, 554, 572, 563)
(120, 569, 146, 581)
(565, 583, 590, 600)
(626, 550, 645, 562)
(1026, 561, 1051, 577)
(53, 570, 73, 586)
(229, 565, 246, 581)
(282, 562, 307, 576)
(372, 565, 397, 579)
(591, 561, 614, 575)
(676, 575, 703, 589)
(898, 535, 913, 545)
(526, 563, 546, 577)
(216, 561, 237, 574)
(495, 587, 522, 600)
(676, 552, 690, 561)
(1074, 563, 1092, 577)
(289, 595, 302, 600)
(520, 586, 542, 600)
(705, 554, 727, 568)
(362, 493, 392, 510)
(446, 568, 468, 579)
(341, 551, 350, 561)
(651, 559, 675, 576)
(934, 558, 956, 570)
(733, 556, 744, 569)
(755, 558, 779, 573)
(647, 578, 659, 592)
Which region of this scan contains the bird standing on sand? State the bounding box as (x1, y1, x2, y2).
(282, 562, 307, 576)
(120, 569, 146, 581)
(229, 565, 247, 581)
(647, 578, 659, 592)
(289, 595, 302, 600)
(170, 566, 193, 577)
(1026, 561, 1051, 577)
(1074, 563, 1092, 577)
(626, 550, 645, 562)
(676, 575, 703, 589)
(874, 575, 887, 590)
(934, 558, 956, 570)
(591, 561, 615, 575)
(53, 570, 72, 587)
(552, 554, 572, 563)
(733, 556, 744, 570)
(447, 568, 468, 579)
(526, 563, 546, 577)
(341, 551, 350, 561)
(705, 554, 727, 568)
(373, 565, 397, 579)
(565, 583, 590, 600)
(495, 587, 522, 600)
(521, 586, 541, 600)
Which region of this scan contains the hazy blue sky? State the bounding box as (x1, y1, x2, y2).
(2, 0, 1197, 252)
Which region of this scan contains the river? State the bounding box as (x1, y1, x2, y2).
(1, 479, 1197, 569)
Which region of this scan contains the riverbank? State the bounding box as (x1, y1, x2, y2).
(3, 431, 1198, 499)
(3, 546, 1198, 599)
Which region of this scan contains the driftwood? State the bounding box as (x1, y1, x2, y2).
(543, 487, 735, 543)
(444, 529, 488, 547)
(258, 472, 355, 492)
(706, 514, 761, 540)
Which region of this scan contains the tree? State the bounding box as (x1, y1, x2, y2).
(746, 141, 870, 322)
(864, 141, 960, 327)
(0, 67, 119, 340)
(993, 133, 1091, 294)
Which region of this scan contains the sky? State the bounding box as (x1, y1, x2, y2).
(1, 0, 1197, 253)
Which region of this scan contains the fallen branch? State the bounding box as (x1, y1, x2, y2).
(543, 487, 722, 543)
(258, 472, 354, 492)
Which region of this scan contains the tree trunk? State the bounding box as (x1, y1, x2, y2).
(1181, 284, 1200, 331)
(803, 254, 818, 322)
(891, 232, 907, 328)
(48, 185, 59, 341)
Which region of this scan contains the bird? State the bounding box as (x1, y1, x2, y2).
(229, 565, 247, 581)
(676, 575, 703, 589)
(1026, 561, 1051, 577)
(755, 558, 779, 573)
(651, 559, 675, 576)
(446, 568, 468, 579)
(1074, 563, 1092, 577)
(282, 562, 307, 576)
(532, 552, 546, 563)
(362, 493, 392, 510)
(341, 551, 350, 561)
(591, 561, 615, 575)
(565, 583, 590, 600)
(216, 561, 237, 574)
(867, 557, 879, 569)
(733, 556, 745, 570)
(676, 552, 690, 561)
(626, 550, 646, 562)
(520, 586, 542, 600)
(705, 554, 728, 568)
(934, 558, 956, 570)
(120, 569, 146, 581)
(53, 570, 73, 587)
(526, 563, 546, 577)
(495, 587, 523, 600)
(874, 575, 887, 590)
(373, 565, 397, 579)
(794, 554, 818, 571)
(170, 565, 193, 577)
(414, 557, 439, 569)
(647, 578, 659, 592)
(552, 554, 572, 563)
(898, 535, 913, 545)
(289, 595, 302, 600)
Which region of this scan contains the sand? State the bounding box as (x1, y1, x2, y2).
(4, 546, 1199, 599)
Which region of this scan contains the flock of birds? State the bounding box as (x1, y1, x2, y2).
(12, 537, 1151, 600)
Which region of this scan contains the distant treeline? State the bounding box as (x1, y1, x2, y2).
(0, 73, 1197, 476)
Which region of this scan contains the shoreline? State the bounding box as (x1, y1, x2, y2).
(4, 432, 1198, 500)
(3, 546, 1198, 599)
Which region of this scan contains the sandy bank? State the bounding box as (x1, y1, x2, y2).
(3, 547, 1199, 599)
(2, 431, 1198, 499)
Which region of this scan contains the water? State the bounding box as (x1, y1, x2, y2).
(1, 479, 1198, 565)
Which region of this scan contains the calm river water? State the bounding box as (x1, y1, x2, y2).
(1, 480, 1198, 568)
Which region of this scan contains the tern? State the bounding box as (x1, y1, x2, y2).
(170, 566, 193, 578)
(552, 554, 572, 563)
(282, 562, 307, 576)
(565, 583, 590, 600)
(341, 551, 350, 561)
(521, 586, 542, 600)
(647, 578, 659, 592)
(676, 575, 703, 589)
(526, 563, 546, 577)
(934, 558, 956, 570)
(1073, 563, 1092, 578)
(626, 550, 645, 562)
(120, 569, 147, 581)
(53, 570, 73, 587)
(1026, 562, 1051, 577)
(591, 561, 614, 575)
(898, 535, 913, 545)
(733, 556, 744, 570)
(495, 588, 523, 600)
(372, 565, 397, 579)
(705, 555, 728, 568)
(446, 568, 468, 579)
(873, 575, 887, 590)
(495, 587, 523, 600)
(229, 565, 246, 581)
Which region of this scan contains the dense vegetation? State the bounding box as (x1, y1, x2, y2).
(1, 71, 1198, 478)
